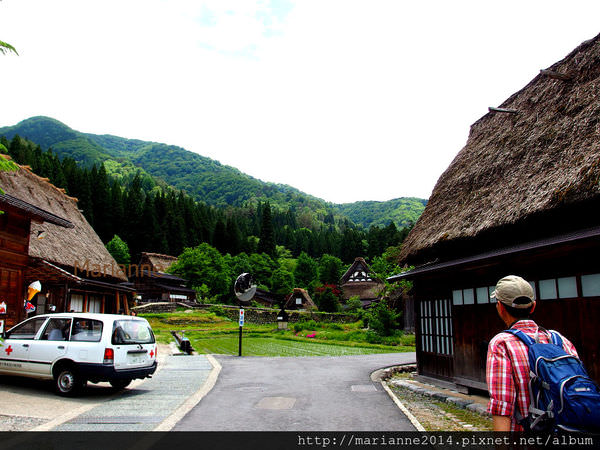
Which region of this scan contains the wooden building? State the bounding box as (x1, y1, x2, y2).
(340, 257, 384, 307)
(131, 252, 196, 303)
(0, 188, 73, 328)
(253, 288, 283, 308)
(284, 288, 317, 310)
(0, 165, 134, 318)
(388, 34, 600, 392)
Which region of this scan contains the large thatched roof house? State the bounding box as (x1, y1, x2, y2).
(0, 164, 134, 318)
(1, 163, 74, 327)
(389, 33, 600, 391)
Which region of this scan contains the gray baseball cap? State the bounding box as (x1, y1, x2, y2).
(491, 275, 535, 308)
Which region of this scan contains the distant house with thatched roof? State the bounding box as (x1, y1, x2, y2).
(131, 252, 196, 303)
(0, 164, 134, 319)
(388, 33, 600, 391)
(340, 257, 384, 307)
(284, 288, 317, 310)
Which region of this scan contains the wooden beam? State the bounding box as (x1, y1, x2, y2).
(115, 291, 120, 314)
(488, 106, 518, 114)
(540, 69, 572, 81)
(123, 292, 130, 315)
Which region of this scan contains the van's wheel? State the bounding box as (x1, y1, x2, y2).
(54, 365, 83, 396)
(109, 379, 132, 390)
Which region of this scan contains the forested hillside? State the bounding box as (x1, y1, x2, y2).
(0, 135, 409, 266)
(0, 116, 426, 230)
(0, 117, 337, 225)
(336, 198, 427, 229)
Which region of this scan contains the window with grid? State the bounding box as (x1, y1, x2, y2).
(420, 298, 453, 356)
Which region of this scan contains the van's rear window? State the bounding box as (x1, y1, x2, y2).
(112, 320, 155, 345)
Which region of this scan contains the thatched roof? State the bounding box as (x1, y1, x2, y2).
(340, 257, 383, 284)
(400, 33, 600, 265)
(0, 193, 73, 228)
(139, 252, 178, 273)
(0, 165, 127, 281)
(284, 288, 317, 310)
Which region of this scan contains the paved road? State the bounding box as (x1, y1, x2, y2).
(174, 352, 416, 431)
(0, 344, 214, 432)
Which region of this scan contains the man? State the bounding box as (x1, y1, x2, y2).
(485, 275, 579, 431)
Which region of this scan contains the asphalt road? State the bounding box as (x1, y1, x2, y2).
(174, 352, 417, 431)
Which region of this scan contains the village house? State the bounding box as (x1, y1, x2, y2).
(340, 257, 384, 308)
(0, 164, 134, 319)
(0, 172, 73, 327)
(130, 252, 196, 303)
(284, 288, 317, 311)
(389, 34, 600, 392)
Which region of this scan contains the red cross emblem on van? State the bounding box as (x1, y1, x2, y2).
(4, 345, 13, 356)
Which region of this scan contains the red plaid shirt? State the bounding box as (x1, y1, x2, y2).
(486, 320, 578, 431)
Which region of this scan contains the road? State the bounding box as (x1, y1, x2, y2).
(174, 352, 416, 431)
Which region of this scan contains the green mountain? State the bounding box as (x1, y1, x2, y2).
(0, 116, 427, 229)
(335, 198, 427, 229)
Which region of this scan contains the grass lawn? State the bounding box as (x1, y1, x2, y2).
(142, 310, 415, 357)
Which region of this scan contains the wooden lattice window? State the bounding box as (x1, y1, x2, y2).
(420, 298, 453, 356)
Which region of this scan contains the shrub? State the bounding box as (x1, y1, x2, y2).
(345, 296, 363, 313)
(365, 331, 383, 344)
(208, 305, 227, 317)
(365, 300, 402, 336)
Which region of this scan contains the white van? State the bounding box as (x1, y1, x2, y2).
(0, 313, 157, 396)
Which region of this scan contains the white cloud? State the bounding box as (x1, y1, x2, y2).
(1, 0, 600, 203)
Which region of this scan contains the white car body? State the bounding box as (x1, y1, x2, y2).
(0, 313, 157, 395)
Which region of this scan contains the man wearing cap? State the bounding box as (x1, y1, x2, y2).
(486, 275, 579, 431)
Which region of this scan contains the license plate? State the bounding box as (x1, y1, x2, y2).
(127, 354, 146, 365)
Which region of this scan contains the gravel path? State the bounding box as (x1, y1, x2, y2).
(387, 383, 492, 431)
(0, 414, 48, 431)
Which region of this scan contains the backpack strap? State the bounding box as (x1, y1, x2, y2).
(548, 330, 563, 348)
(503, 328, 536, 347)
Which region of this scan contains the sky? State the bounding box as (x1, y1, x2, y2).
(1, 1, 600, 204)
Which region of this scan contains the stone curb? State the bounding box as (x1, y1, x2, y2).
(388, 379, 491, 417)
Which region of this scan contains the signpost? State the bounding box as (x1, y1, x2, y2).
(233, 273, 255, 357)
(238, 309, 244, 356)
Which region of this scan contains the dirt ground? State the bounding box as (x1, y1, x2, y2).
(387, 377, 493, 431)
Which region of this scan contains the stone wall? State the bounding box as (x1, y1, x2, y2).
(134, 302, 360, 324)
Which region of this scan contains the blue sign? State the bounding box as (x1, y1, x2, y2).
(239, 309, 244, 327)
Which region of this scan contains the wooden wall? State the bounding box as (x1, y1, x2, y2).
(410, 235, 600, 391)
(0, 208, 31, 328)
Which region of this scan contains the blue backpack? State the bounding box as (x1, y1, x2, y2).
(504, 328, 600, 433)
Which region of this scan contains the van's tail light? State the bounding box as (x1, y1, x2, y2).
(103, 348, 114, 363)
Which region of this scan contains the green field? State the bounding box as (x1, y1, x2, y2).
(143, 310, 415, 357)
(189, 334, 408, 356)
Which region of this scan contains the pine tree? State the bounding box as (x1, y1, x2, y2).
(225, 218, 242, 255)
(108, 180, 125, 239)
(123, 173, 144, 260)
(91, 165, 111, 242)
(213, 218, 227, 254)
(257, 201, 276, 257)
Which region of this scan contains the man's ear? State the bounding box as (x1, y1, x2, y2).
(530, 300, 537, 314)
